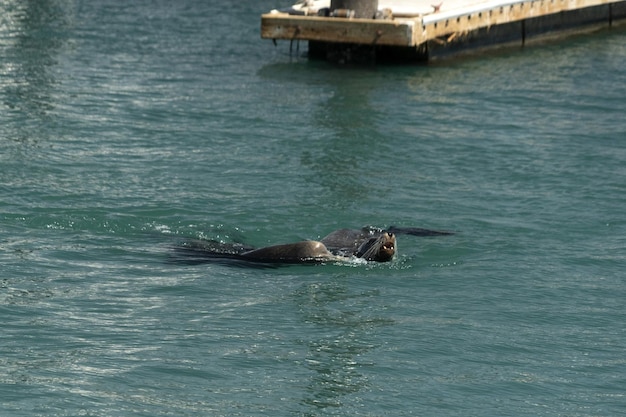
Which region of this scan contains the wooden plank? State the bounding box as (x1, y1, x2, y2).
(418, 0, 622, 42)
(424, 0, 623, 57)
(261, 13, 418, 46)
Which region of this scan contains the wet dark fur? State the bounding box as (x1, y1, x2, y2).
(320, 228, 396, 262)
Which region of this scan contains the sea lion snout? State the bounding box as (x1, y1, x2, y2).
(356, 231, 396, 262)
(383, 232, 395, 251)
(377, 232, 396, 262)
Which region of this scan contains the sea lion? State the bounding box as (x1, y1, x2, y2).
(169, 225, 451, 266)
(239, 229, 396, 263)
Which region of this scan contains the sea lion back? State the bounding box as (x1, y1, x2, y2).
(242, 240, 334, 263)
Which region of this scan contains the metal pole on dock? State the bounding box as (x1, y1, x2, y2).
(330, 0, 379, 19)
(316, 0, 380, 63)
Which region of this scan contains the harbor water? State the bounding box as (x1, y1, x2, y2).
(1, 1, 625, 415)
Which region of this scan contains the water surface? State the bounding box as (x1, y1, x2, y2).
(1, 1, 625, 416)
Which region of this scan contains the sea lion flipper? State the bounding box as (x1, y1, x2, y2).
(168, 239, 256, 265)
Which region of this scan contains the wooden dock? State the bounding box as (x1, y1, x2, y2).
(261, 0, 626, 61)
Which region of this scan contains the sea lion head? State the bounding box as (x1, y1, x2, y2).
(356, 231, 396, 262)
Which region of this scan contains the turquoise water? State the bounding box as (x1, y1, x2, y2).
(2, 1, 625, 415)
